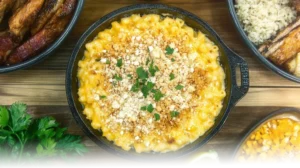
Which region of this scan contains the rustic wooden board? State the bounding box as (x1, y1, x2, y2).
(0, 0, 299, 162)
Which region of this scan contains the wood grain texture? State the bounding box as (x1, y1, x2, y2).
(0, 0, 300, 162)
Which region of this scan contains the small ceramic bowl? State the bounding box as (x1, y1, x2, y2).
(0, 0, 85, 73)
(233, 108, 300, 160)
(227, 0, 300, 83)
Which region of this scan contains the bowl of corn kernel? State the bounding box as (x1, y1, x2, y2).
(235, 108, 300, 162)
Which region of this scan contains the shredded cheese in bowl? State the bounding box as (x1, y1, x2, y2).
(77, 14, 226, 153)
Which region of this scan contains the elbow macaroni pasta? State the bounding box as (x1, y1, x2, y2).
(78, 14, 226, 153)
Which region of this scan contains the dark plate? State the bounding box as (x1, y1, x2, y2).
(0, 0, 85, 73)
(233, 108, 300, 160)
(66, 4, 250, 160)
(227, 0, 300, 83)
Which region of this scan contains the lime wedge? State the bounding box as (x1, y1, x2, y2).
(183, 150, 221, 166)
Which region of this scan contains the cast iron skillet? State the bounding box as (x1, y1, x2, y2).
(227, 0, 300, 83)
(66, 4, 250, 160)
(232, 108, 300, 161)
(0, 0, 85, 73)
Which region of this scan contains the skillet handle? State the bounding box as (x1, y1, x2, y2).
(227, 48, 249, 106)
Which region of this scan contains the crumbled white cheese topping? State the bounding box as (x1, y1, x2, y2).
(94, 31, 205, 137)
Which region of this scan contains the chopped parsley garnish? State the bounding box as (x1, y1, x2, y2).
(130, 79, 140, 92)
(154, 113, 160, 121)
(171, 58, 175, 62)
(153, 89, 164, 102)
(141, 82, 155, 98)
(171, 111, 180, 118)
(175, 84, 184, 90)
(116, 58, 123, 67)
(149, 61, 159, 76)
(113, 74, 122, 81)
(146, 58, 150, 65)
(100, 95, 107, 99)
(170, 73, 175, 81)
(166, 46, 174, 55)
(127, 74, 133, 79)
(141, 106, 147, 111)
(136, 67, 148, 79)
(147, 104, 154, 113)
(106, 59, 111, 64)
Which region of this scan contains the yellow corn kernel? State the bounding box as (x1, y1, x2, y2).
(238, 118, 300, 162)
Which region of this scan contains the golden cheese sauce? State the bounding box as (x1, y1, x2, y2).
(78, 14, 226, 153)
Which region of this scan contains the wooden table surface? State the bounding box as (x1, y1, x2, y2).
(1, 0, 300, 162)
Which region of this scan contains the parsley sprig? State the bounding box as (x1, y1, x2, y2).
(166, 46, 174, 55)
(116, 58, 123, 67)
(0, 103, 87, 161)
(149, 61, 159, 76)
(131, 63, 164, 100)
(171, 111, 180, 118)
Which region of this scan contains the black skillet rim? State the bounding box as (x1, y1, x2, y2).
(227, 0, 300, 83)
(66, 3, 249, 159)
(0, 0, 85, 73)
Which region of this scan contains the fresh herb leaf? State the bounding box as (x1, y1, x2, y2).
(151, 89, 157, 93)
(154, 113, 160, 121)
(127, 74, 133, 79)
(147, 104, 154, 113)
(56, 135, 88, 156)
(171, 58, 175, 62)
(153, 89, 164, 102)
(116, 58, 122, 67)
(131, 80, 140, 92)
(175, 84, 184, 90)
(100, 96, 107, 99)
(141, 86, 150, 98)
(149, 61, 159, 76)
(106, 59, 111, 64)
(169, 73, 175, 81)
(141, 82, 155, 98)
(9, 103, 32, 132)
(113, 74, 123, 81)
(35, 117, 59, 139)
(166, 46, 174, 55)
(0, 106, 9, 128)
(136, 67, 148, 79)
(0, 102, 87, 161)
(140, 106, 147, 111)
(171, 111, 180, 118)
(36, 138, 57, 157)
(146, 58, 150, 65)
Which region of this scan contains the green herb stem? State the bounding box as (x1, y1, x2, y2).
(14, 133, 25, 161)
